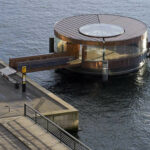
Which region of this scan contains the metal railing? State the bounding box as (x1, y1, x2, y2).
(24, 104, 91, 150)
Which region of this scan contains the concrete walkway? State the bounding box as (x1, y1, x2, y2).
(0, 60, 79, 149)
(0, 61, 78, 131)
(0, 64, 66, 118)
(0, 116, 69, 150)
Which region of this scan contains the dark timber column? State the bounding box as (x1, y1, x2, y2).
(102, 38, 105, 61)
(82, 45, 87, 63)
(49, 37, 54, 53)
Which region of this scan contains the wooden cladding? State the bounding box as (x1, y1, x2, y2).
(66, 43, 80, 58)
(9, 52, 69, 69)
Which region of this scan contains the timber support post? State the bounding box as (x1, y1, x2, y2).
(49, 37, 54, 53)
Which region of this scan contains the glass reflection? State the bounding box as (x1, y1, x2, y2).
(79, 23, 124, 38)
(55, 30, 147, 74)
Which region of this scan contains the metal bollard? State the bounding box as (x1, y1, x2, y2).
(22, 66, 26, 92)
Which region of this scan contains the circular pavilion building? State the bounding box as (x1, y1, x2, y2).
(54, 14, 148, 75)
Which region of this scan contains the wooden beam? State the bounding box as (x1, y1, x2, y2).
(17, 56, 74, 72)
(9, 53, 81, 72)
(9, 52, 70, 70)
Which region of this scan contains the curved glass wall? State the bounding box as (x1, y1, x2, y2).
(55, 37, 67, 53)
(55, 37, 82, 59)
(55, 32, 147, 61)
(55, 32, 147, 75)
(84, 34, 147, 62)
(82, 33, 147, 73)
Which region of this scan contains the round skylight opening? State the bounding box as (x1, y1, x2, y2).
(79, 23, 125, 38)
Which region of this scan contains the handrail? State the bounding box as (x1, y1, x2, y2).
(24, 104, 92, 150)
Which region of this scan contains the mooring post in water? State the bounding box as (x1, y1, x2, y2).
(49, 37, 54, 53)
(102, 38, 108, 82)
(102, 38, 105, 61)
(22, 66, 26, 92)
(102, 60, 108, 82)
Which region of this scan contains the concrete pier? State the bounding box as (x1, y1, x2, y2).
(0, 59, 92, 150)
(0, 60, 79, 131)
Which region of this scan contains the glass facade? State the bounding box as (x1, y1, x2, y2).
(84, 33, 147, 62)
(55, 37, 67, 53)
(55, 31, 147, 75)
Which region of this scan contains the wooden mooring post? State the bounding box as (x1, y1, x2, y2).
(49, 37, 54, 53)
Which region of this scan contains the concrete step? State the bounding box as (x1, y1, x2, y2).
(0, 123, 30, 150)
(2, 116, 69, 150)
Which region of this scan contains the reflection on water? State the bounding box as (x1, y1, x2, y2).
(135, 65, 145, 86)
(44, 65, 150, 150)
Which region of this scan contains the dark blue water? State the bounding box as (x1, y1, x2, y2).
(1, 0, 150, 149)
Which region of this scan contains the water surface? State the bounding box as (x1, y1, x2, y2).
(1, 0, 150, 149)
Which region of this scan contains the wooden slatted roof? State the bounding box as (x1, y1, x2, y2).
(54, 14, 147, 45)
